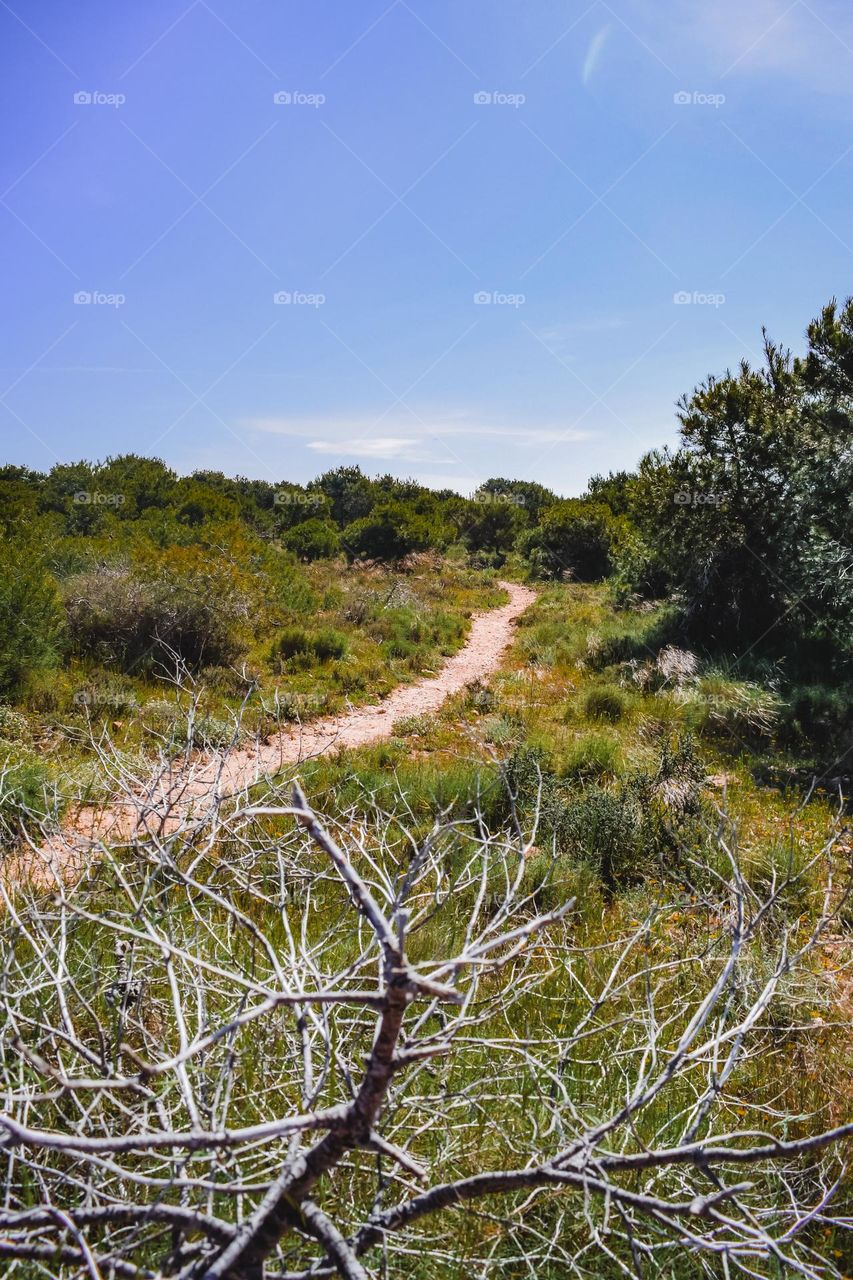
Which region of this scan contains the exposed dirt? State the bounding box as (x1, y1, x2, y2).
(22, 581, 536, 880)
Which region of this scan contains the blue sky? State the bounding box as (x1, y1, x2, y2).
(2, 0, 853, 495)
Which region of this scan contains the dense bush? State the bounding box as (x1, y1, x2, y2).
(63, 559, 251, 672)
(624, 300, 853, 656)
(0, 542, 64, 694)
(0, 754, 59, 846)
(342, 502, 434, 562)
(554, 787, 643, 888)
(496, 734, 706, 892)
(520, 500, 620, 581)
(271, 626, 349, 668)
(281, 518, 341, 561)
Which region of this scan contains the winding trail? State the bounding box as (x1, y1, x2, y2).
(28, 581, 535, 875)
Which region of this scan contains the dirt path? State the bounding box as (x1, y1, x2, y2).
(27, 581, 535, 875)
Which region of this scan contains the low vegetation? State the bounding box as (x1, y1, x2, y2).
(0, 297, 851, 1276)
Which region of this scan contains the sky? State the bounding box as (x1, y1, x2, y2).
(2, 0, 853, 496)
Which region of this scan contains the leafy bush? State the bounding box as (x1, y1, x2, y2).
(554, 787, 644, 889)
(313, 629, 349, 661)
(519, 500, 620, 581)
(0, 542, 64, 694)
(0, 755, 59, 846)
(497, 744, 551, 814)
(342, 502, 433, 563)
(281, 519, 341, 561)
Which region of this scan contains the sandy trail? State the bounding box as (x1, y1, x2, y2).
(28, 581, 535, 873)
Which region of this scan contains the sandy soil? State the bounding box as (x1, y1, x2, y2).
(24, 581, 535, 876)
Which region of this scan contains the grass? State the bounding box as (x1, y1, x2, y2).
(1, 575, 851, 1276)
(0, 558, 505, 828)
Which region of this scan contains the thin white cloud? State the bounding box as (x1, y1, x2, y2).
(307, 437, 420, 460)
(244, 414, 593, 447)
(582, 24, 612, 85)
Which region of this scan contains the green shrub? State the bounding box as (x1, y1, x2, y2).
(0, 705, 32, 745)
(464, 680, 496, 714)
(312, 628, 349, 661)
(393, 714, 433, 737)
(272, 627, 312, 660)
(182, 715, 242, 749)
(559, 732, 625, 780)
(553, 788, 644, 889)
(0, 755, 60, 846)
(342, 502, 433, 563)
(497, 744, 552, 814)
(553, 735, 707, 891)
(18, 668, 75, 714)
(519, 500, 620, 581)
(583, 687, 627, 723)
(270, 627, 349, 667)
(482, 715, 516, 745)
(281, 518, 341, 561)
(0, 542, 64, 694)
(368, 607, 463, 668)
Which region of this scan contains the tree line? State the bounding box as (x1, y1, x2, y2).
(3, 295, 853, 696)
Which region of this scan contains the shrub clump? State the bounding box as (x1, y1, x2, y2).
(555, 787, 643, 888)
(682, 674, 782, 741)
(0, 544, 64, 694)
(270, 626, 349, 668)
(0, 754, 59, 846)
(496, 735, 707, 893)
(392, 714, 433, 737)
(583, 687, 627, 723)
(63, 560, 251, 672)
(0, 705, 32, 745)
(281, 519, 341, 561)
(559, 732, 625, 780)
